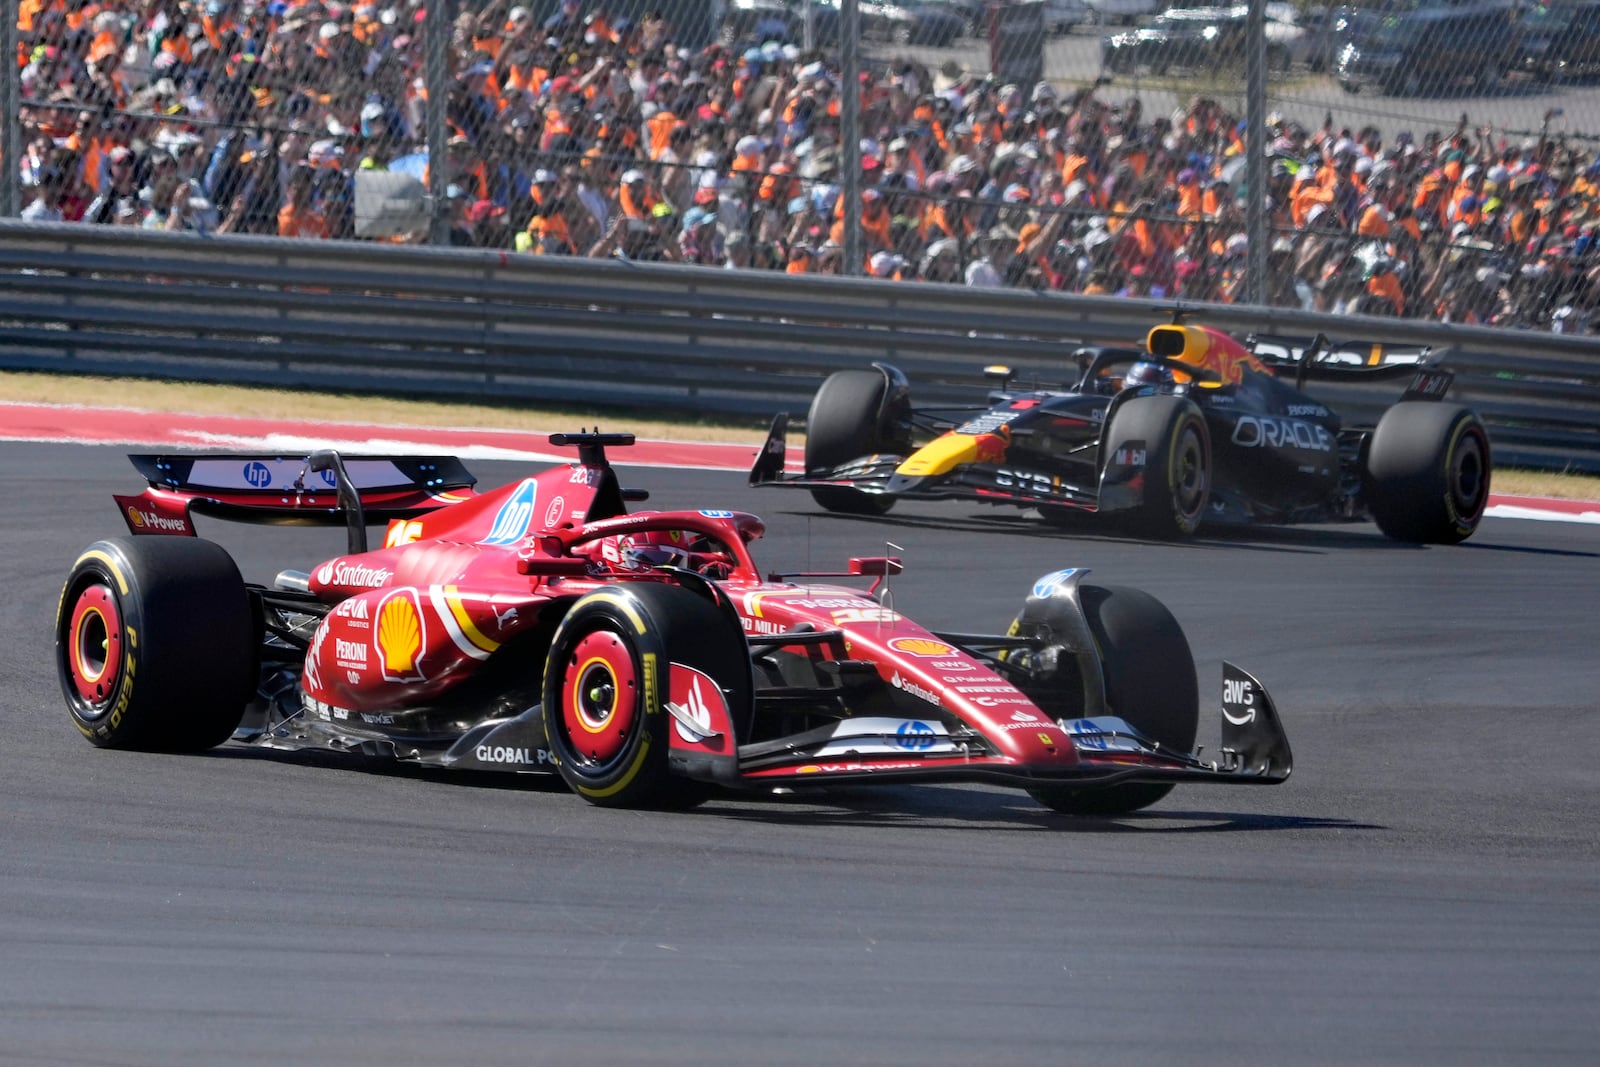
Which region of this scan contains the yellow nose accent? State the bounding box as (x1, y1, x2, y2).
(896, 433, 982, 477)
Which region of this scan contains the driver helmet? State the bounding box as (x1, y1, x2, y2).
(571, 530, 691, 571)
(584, 528, 732, 576)
(618, 528, 699, 569)
(1124, 360, 1175, 389)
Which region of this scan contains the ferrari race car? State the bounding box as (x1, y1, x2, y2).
(749, 318, 1491, 543)
(55, 433, 1290, 815)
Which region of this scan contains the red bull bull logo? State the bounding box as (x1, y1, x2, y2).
(1148, 325, 1267, 388)
(971, 432, 1008, 464)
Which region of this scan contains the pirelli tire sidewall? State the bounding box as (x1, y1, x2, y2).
(55, 537, 256, 751)
(542, 585, 676, 807)
(1103, 394, 1211, 538)
(804, 366, 905, 516)
(1022, 583, 1200, 816)
(1363, 402, 1492, 544)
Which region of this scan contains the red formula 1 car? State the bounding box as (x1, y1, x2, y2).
(56, 434, 1290, 814)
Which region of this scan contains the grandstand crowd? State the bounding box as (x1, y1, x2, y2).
(14, 0, 1600, 331)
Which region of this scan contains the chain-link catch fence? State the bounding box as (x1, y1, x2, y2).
(9, 0, 1600, 330)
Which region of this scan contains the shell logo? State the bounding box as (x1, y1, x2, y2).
(127, 507, 145, 528)
(888, 637, 957, 657)
(375, 589, 426, 682)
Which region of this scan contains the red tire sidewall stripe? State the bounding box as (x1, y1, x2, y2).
(67, 583, 122, 707)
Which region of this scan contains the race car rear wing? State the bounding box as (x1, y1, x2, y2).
(1248, 333, 1434, 377)
(1247, 332, 1461, 406)
(113, 452, 477, 546)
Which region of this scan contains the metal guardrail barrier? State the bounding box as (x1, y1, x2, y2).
(1, 221, 1597, 472)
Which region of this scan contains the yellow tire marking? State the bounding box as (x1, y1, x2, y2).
(577, 736, 651, 799)
(79, 549, 129, 595)
(576, 591, 646, 635)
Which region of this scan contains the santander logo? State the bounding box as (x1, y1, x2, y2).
(316, 561, 393, 588)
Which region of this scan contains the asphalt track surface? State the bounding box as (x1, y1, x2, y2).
(4, 442, 1597, 1065)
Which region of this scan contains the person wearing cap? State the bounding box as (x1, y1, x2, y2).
(813, 242, 845, 276)
(964, 225, 1016, 288)
(1356, 174, 1398, 242)
(1361, 258, 1405, 316)
(85, 147, 141, 226)
(1171, 167, 1202, 220)
(996, 182, 1035, 234)
(677, 209, 718, 265)
(722, 230, 752, 270)
(731, 135, 767, 175)
(654, 122, 695, 211)
(827, 188, 893, 257)
(869, 250, 904, 281)
(945, 152, 982, 194)
(913, 236, 959, 283)
(1117, 199, 1176, 292)
(443, 184, 477, 246)
(783, 244, 813, 275)
(923, 188, 976, 244)
(883, 134, 924, 193)
(525, 168, 592, 255)
(1202, 176, 1233, 218)
(544, 0, 585, 44)
(588, 205, 677, 262)
(467, 198, 511, 248)
(1447, 166, 1487, 228)
(21, 165, 67, 223)
(1503, 174, 1541, 247)
(215, 146, 282, 236)
(617, 168, 659, 219)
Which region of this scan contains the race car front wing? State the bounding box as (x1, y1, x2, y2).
(734, 661, 1292, 789)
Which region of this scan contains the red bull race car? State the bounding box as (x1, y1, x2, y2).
(750, 318, 1491, 543)
(55, 433, 1289, 814)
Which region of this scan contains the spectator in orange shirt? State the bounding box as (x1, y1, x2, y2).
(278, 166, 330, 239)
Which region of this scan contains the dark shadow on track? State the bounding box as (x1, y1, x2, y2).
(701, 785, 1377, 834)
(204, 744, 573, 793)
(1459, 538, 1600, 560)
(764, 504, 1409, 555)
(203, 747, 1356, 829)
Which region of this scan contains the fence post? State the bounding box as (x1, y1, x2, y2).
(1244, 0, 1266, 306)
(840, 0, 864, 276)
(1, 7, 18, 219)
(425, 0, 453, 247)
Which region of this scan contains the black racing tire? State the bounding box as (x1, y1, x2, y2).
(1100, 394, 1210, 538)
(56, 537, 256, 751)
(805, 367, 903, 516)
(542, 583, 751, 809)
(1363, 402, 1491, 544)
(1017, 584, 1199, 816)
